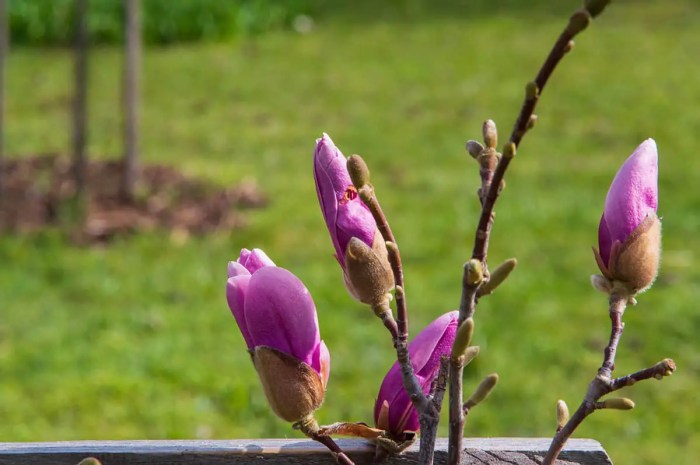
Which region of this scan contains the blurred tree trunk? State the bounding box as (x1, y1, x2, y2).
(72, 0, 88, 197)
(120, 0, 140, 201)
(0, 0, 7, 200)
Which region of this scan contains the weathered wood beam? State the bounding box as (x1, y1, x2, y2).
(0, 438, 611, 464)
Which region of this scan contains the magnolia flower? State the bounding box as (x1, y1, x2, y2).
(226, 248, 330, 422)
(313, 133, 394, 307)
(594, 139, 661, 294)
(374, 311, 459, 435)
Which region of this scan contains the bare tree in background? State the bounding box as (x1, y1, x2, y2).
(0, 0, 7, 199)
(72, 0, 88, 196)
(121, 0, 141, 201)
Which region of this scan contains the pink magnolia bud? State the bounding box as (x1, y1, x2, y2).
(374, 311, 459, 435)
(226, 248, 330, 421)
(594, 139, 661, 294)
(314, 134, 394, 306)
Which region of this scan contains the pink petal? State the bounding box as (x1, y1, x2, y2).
(226, 275, 254, 349)
(603, 139, 658, 247)
(244, 267, 321, 367)
(313, 133, 376, 267)
(374, 311, 459, 434)
(238, 248, 276, 274)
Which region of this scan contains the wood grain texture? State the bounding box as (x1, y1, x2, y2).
(0, 438, 611, 465)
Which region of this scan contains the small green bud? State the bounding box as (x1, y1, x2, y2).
(477, 258, 517, 297)
(483, 120, 498, 149)
(466, 259, 484, 286)
(503, 142, 516, 160)
(451, 318, 475, 362)
(525, 81, 539, 100)
(568, 9, 592, 35)
(465, 373, 499, 409)
(585, 0, 611, 18)
(600, 397, 635, 411)
(466, 140, 484, 159)
(347, 154, 371, 188)
(556, 400, 569, 430)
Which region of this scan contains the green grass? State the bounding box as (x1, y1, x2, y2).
(2, 1, 700, 464)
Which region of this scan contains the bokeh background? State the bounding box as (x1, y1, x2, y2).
(1, 1, 699, 465)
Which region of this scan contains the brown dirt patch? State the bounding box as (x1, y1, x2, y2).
(0, 155, 267, 244)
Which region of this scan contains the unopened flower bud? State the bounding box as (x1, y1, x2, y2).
(375, 312, 459, 435)
(594, 139, 661, 296)
(314, 134, 394, 304)
(226, 251, 330, 422)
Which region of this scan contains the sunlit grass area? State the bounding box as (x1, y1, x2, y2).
(1, 1, 699, 464)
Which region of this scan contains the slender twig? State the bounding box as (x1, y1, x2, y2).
(356, 180, 437, 464)
(295, 416, 356, 465)
(541, 293, 675, 465)
(449, 5, 613, 464)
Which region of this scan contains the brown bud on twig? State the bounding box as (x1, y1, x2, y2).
(347, 154, 371, 189)
(344, 233, 394, 308)
(477, 258, 517, 297)
(464, 373, 499, 410)
(253, 347, 326, 422)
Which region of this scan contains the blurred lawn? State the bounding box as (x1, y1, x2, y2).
(1, 1, 699, 464)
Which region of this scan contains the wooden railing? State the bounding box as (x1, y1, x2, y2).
(0, 438, 611, 464)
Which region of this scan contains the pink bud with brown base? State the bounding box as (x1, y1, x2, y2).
(593, 139, 661, 295)
(374, 311, 459, 436)
(314, 134, 394, 306)
(226, 249, 330, 422)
